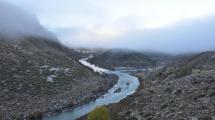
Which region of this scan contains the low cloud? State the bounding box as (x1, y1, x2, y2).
(2, 0, 215, 54)
(56, 15, 215, 54)
(0, 1, 56, 40)
(111, 16, 215, 54)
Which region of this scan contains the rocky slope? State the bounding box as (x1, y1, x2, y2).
(0, 37, 117, 120)
(109, 51, 215, 120)
(88, 49, 155, 70)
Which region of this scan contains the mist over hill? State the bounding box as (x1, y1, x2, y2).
(0, 1, 56, 40)
(111, 16, 215, 54)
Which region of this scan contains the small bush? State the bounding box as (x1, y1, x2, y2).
(110, 113, 125, 120)
(88, 106, 109, 120)
(175, 65, 192, 78)
(208, 90, 215, 97)
(28, 111, 43, 120)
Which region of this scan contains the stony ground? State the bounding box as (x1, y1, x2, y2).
(0, 37, 118, 120)
(109, 51, 215, 120)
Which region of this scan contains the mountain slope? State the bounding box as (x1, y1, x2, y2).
(0, 37, 117, 120)
(109, 51, 215, 120)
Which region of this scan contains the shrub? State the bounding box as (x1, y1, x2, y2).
(208, 90, 215, 97)
(88, 106, 109, 120)
(28, 111, 43, 120)
(175, 65, 192, 78)
(110, 113, 125, 120)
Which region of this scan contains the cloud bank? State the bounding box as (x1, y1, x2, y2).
(0, 1, 56, 40)
(3, 0, 215, 54)
(111, 16, 215, 54)
(56, 15, 215, 54)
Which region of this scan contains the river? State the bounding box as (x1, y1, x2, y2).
(43, 58, 140, 120)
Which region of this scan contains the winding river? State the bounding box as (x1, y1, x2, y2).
(43, 58, 140, 120)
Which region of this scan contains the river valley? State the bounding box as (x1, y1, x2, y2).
(43, 58, 140, 120)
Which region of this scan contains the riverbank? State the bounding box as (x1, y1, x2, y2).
(43, 73, 118, 119)
(77, 71, 144, 120)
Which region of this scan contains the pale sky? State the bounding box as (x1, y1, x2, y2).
(3, 0, 215, 53)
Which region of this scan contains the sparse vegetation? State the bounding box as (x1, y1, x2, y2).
(0, 38, 118, 119)
(109, 51, 215, 120)
(175, 65, 192, 78)
(208, 90, 215, 97)
(110, 113, 125, 120)
(88, 106, 109, 120)
(28, 111, 43, 120)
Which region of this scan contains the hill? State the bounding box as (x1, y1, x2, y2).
(0, 37, 117, 120)
(109, 51, 215, 120)
(88, 49, 155, 69)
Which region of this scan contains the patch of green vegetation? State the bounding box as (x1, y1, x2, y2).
(88, 106, 109, 120)
(28, 111, 43, 120)
(11, 113, 22, 120)
(110, 113, 125, 120)
(175, 65, 192, 78)
(208, 90, 215, 97)
(73, 67, 91, 78)
(156, 67, 171, 79)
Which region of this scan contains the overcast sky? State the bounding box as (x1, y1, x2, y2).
(3, 0, 215, 54)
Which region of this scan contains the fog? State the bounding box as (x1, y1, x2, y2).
(1, 0, 215, 54)
(58, 15, 215, 54)
(111, 16, 215, 54)
(0, 1, 56, 40)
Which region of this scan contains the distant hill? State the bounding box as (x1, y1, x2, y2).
(143, 51, 198, 66)
(88, 49, 155, 69)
